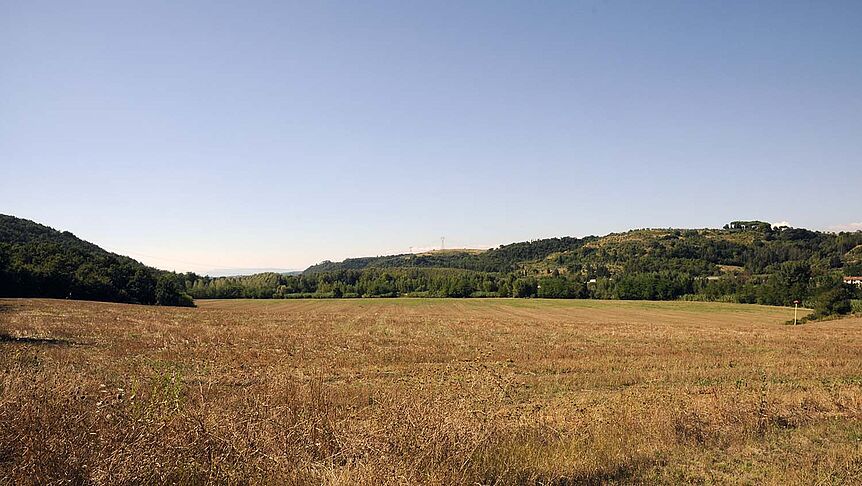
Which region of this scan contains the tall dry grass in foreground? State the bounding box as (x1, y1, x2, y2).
(1, 298, 861, 484)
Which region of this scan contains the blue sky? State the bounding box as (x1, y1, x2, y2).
(2, 1, 861, 272)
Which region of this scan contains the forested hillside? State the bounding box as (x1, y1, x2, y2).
(3, 214, 860, 318)
(304, 237, 592, 274)
(190, 222, 862, 318)
(0, 215, 194, 306)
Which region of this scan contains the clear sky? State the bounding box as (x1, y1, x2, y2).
(2, 1, 861, 273)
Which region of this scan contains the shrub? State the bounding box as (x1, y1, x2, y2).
(155, 275, 195, 307)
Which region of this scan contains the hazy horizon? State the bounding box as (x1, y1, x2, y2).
(3, 1, 861, 273)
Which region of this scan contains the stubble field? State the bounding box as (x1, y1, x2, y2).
(1, 298, 861, 484)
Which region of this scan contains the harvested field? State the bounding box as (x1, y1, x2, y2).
(1, 298, 861, 484)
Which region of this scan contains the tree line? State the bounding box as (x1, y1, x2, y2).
(185, 266, 861, 317)
(188, 222, 862, 318)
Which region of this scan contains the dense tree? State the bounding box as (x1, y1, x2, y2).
(537, 276, 582, 298)
(810, 277, 854, 318)
(0, 215, 194, 306)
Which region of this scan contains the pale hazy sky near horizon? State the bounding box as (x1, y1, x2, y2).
(2, 1, 861, 273)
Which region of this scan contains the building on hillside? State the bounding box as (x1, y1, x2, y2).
(844, 276, 862, 287)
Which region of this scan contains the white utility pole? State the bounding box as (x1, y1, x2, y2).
(793, 300, 799, 325)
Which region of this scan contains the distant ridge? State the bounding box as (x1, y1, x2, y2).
(204, 268, 302, 277)
(303, 222, 862, 276)
(188, 221, 862, 316)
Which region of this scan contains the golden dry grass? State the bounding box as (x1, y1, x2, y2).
(1, 297, 861, 485)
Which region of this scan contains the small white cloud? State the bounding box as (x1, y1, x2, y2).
(829, 222, 862, 232)
(772, 221, 792, 228)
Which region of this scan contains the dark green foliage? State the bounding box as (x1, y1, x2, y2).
(155, 274, 195, 307)
(186, 268, 507, 299)
(537, 276, 583, 299)
(304, 237, 593, 274)
(756, 262, 811, 306)
(511, 278, 537, 298)
(810, 278, 854, 318)
(723, 220, 774, 232)
(0, 215, 194, 307)
(614, 271, 694, 300)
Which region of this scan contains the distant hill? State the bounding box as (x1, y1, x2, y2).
(303, 225, 862, 282)
(207, 221, 859, 314)
(0, 215, 194, 306)
(304, 237, 590, 274)
(204, 268, 302, 277)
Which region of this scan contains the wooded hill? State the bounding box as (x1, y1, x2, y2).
(304, 223, 862, 280)
(2, 214, 860, 317)
(304, 237, 590, 274)
(189, 222, 862, 318)
(0, 215, 194, 306)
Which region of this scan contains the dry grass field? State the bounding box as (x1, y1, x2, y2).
(1, 298, 861, 485)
